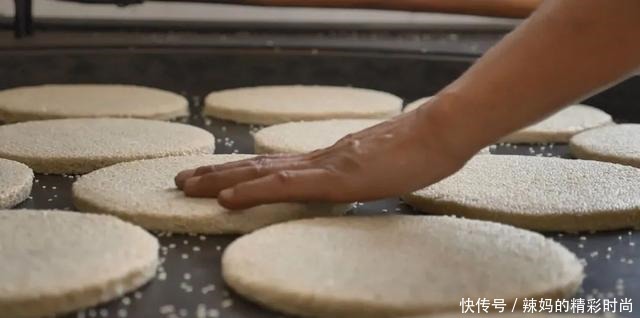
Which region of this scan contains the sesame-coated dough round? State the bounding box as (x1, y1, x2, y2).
(406, 100, 611, 143)
(403, 96, 432, 112)
(0, 84, 188, 122)
(254, 119, 381, 154)
(204, 85, 402, 125)
(222, 215, 583, 318)
(0, 158, 33, 208)
(0, 210, 158, 318)
(0, 118, 215, 174)
(73, 154, 350, 234)
(254, 119, 490, 155)
(403, 155, 640, 232)
(500, 105, 612, 143)
(570, 124, 640, 168)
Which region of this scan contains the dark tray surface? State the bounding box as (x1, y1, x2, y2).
(14, 117, 639, 318)
(2, 47, 638, 318)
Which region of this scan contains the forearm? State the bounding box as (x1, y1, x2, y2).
(243, 0, 541, 18)
(178, 1, 640, 208)
(426, 0, 640, 155)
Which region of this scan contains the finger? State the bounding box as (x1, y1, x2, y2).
(182, 158, 312, 197)
(175, 164, 217, 189)
(174, 168, 196, 190)
(212, 153, 300, 171)
(175, 154, 299, 190)
(217, 169, 345, 210)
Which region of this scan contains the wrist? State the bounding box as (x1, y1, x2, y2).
(412, 92, 494, 161)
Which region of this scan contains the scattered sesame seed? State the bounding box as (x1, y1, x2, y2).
(221, 299, 233, 308)
(201, 284, 216, 294)
(159, 304, 175, 314)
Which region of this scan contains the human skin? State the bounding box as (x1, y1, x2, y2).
(176, 0, 640, 210)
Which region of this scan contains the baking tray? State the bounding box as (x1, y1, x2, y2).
(1, 47, 639, 318)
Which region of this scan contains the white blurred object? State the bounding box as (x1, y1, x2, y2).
(0, 0, 519, 28)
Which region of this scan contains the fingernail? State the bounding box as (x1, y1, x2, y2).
(183, 176, 201, 195)
(219, 188, 235, 201)
(175, 169, 195, 189)
(218, 188, 240, 210)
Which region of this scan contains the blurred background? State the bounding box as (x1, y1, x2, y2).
(0, 1, 518, 26)
(0, 0, 524, 55)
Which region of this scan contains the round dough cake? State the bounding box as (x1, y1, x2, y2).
(0, 158, 33, 208)
(570, 124, 640, 168)
(501, 105, 612, 143)
(403, 155, 640, 232)
(0, 209, 158, 318)
(0, 84, 188, 123)
(0, 118, 215, 174)
(406, 100, 612, 143)
(73, 154, 350, 234)
(403, 96, 432, 112)
(254, 119, 381, 154)
(203, 85, 402, 125)
(254, 119, 490, 155)
(222, 215, 583, 318)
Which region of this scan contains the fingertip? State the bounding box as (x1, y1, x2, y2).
(218, 188, 241, 209)
(194, 165, 215, 176)
(182, 176, 202, 197)
(175, 169, 195, 189)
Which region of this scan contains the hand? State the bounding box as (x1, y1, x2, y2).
(181, 0, 640, 210)
(175, 97, 479, 210)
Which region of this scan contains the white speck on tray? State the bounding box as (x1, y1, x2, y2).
(159, 304, 175, 314)
(221, 299, 233, 308)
